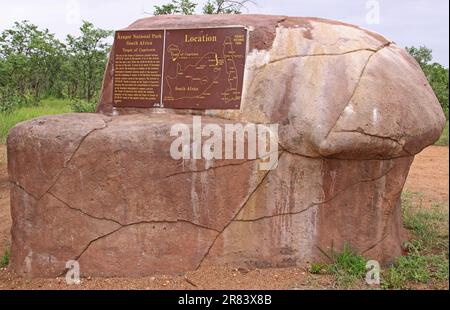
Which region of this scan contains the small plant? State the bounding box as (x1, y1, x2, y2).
(1, 249, 10, 268)
(325, 244, 367, 288)
(309, 263, 327, 275)
(314, 244, 368, 288)
(71, 100, 97, 113)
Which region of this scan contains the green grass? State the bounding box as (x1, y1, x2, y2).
(1, 248, 10, 268)
(309, 192, 449, 289)
(328, 244, 368, 288)
(435, 121, 449, 146)
(0, 98, 72, 143)
(311, 244, 368, 288)
(309, 263, 327, 275)
(381, 192, 449, 289)
(402, 192, 449, 251)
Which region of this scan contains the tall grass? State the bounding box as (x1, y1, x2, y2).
(0, 98, 72, 143)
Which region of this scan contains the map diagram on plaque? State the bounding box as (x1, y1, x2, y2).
(162, 28, 247, 109)
(165, 38, 238, 102)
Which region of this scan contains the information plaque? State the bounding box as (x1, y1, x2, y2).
(113, 27, 247, 110)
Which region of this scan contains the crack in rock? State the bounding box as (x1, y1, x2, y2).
(38, 117, 112, 201)
(194, 152, 284, 270)
(11, 181, 39, 201)
(361, 188, 404, 255)
(321, 42, 392, 147)
(335, 129, 413, 157)
(279, 143, 414, 161)
(47, 191, 221, 233)
(71, 218, 221, 274)
(164, 150, 282, 178)
(48, 191, 123, 226)
(165, 159, 259, 179)
(234, 162, 396, 222)
(267, 45, 390, 66)
(337, 129, 403, 145)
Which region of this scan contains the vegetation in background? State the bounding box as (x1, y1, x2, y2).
(154, 0, 198, 15)
(71, 100, 97, 113)
(153, 0, 254, 15)
(202, 0, 255, 14)
(0, 98, 72, 143)
(0, 21, 112, 114)
(0, 21, 65, 105)
(406, 46, 449, 119)
(436, 121, 449, 146)
(65, 22, 112, 102)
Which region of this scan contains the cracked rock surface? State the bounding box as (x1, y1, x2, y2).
(8, 15, 446, 277)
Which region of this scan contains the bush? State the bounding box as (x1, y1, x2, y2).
(0, 87, 19, 113)
(71, 100, 97, 113)
(0, 88, 42, 114)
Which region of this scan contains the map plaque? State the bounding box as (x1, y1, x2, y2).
(113, 27, 247, 110)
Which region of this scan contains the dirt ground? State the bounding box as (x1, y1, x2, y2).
(404, 146, 449, 208)
(0, 145, 448, 290)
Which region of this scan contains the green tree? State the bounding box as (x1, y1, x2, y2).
(153, 0, 254, 15)
(154, 0, 197, 15)
(203, 0, 255, 14)
(0, 21, 65, 104)
(406, 46, 449, 118)
(0, 20, 112, 113)
(406, 46, 433, 67)
(65, 21, 112, 102)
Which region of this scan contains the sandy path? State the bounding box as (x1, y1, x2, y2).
(404, 146, 449, 207)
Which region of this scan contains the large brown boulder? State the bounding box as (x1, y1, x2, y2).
(8, 15, 445, 277)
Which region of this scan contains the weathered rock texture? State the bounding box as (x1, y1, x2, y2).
(8, 15, 445, 277)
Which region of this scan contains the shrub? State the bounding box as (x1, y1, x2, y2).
(0, 87, 19, 113)
(71, 100, 97, 113)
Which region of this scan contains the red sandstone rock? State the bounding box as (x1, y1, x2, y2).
(8, 15, 446, 277)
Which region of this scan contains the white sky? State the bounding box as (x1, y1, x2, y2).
(0, 0, 448, 66)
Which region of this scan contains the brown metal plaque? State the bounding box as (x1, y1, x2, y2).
(162, 27, 247, 109)
(112, 27, 247, 110)
(113, 30, 164, 108)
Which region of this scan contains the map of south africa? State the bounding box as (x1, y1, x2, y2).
(163, 32, 245, 109)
